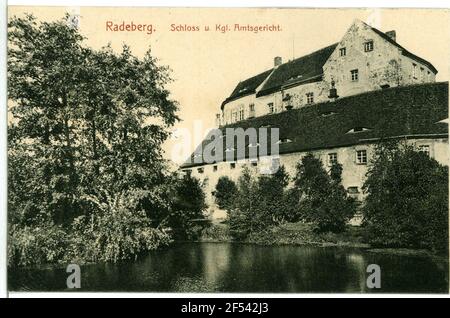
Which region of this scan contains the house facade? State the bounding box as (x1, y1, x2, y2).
(181, 20, 448, 221)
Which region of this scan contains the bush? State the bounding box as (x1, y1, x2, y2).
(228, 166, 291, 240)
(214, 176, 238, 210)
(8, 223, 68, 267)
(293, 154, 356, 233)
(168, 174, 207, 240)
(363, 143, 448, 254)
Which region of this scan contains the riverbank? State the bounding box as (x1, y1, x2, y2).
(200, 222, 448, 260)
(201, 221, 368, 247)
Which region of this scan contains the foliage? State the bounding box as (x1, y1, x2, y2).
(228, 166, 291, 240)
(362, 142, 448, 254)
(167, 174, 207, 240)
(8, 14, 180, 266)
(214, 176, 238, 210)
(293, 154, 356, 233)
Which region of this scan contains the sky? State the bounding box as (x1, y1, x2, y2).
(8, 7, 450, 164)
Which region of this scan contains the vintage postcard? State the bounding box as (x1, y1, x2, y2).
(5, 5, 449, 296)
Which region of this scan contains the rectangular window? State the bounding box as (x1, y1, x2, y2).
(239, 107, 245, 121)
(213, 165, 218, 172)
(306, 92, 314, 104)
(268, 102, 274, 113)
(230, 162, 236, 169)
(364, 40, 374, 52)
(328, 153, 338, 165)
(249, 103, 255, 115)
(427, 71, 431, 81)
(339, 47, 346, 56)
(418, 145, 430, 157)
(356, 150, 367, 164)
(351, 69, 359, 82)
(412, 63, 417, 79)
(232, 111, 237, 122)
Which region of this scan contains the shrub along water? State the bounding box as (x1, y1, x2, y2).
(363, 142, 448, 254)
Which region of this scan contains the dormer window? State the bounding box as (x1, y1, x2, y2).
(276, 138, 293, 144)
(346, 127, 371, 134)
(321, 111, 337, 117)
(364, 40, 374, 52)
(339, 47, 346, 56)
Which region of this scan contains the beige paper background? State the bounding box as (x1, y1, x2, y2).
(8, 7, 450, 163)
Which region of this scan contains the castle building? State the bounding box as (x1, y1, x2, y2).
(181, 20, 448, 221)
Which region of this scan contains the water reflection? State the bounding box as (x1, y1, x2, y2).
(8, 243, 448, 293)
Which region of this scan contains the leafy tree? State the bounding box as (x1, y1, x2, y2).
(214, 176, 238, 209)
(293, 154, 356, 233)
(228, 166, 290, 240)
(8, 14, 179, 265)
(168, 174, 207, 240)
(363, 143, 448, 254)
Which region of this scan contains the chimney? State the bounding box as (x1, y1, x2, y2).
(274, 56, 282, 67)
(385, 30, 396, 42)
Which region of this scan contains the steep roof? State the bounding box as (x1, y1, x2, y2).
(182, 82, 448, 168)
(221, 69, 273, 109)
(256, 44, 338, 97)
(369, 25, 438, 74)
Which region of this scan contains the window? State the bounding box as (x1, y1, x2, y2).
(249, 103, 255, 117)
(412, 63, 417, 79)
(350, 69, 359, 82)
(356, 150, 367, 164)
(346, 127, 371, 134)
(427, 71, 431, 81)
(276, 138, 293, 144)
(251, 160, 258, 167)
(364, 40, 374, 52)
(347, 186, 359, 194)
(239, 106, 245, 121)
(268, 102, 274, 113)
(339, 47, 346, 56)
(230, 162, 236, 169)
(197, 167, 204, 174)
(213, 165, 218, 172)
(232, 111, 238, 122)
(328, 153, 338, 165)
(306, 92, 314, 104)
(418, 145, 430, 157)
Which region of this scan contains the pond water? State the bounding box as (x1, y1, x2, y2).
(8, 243, 449, 293)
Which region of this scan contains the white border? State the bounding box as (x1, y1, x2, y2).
(3, 0, 450, 299)
(1, 0, 8, 299)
